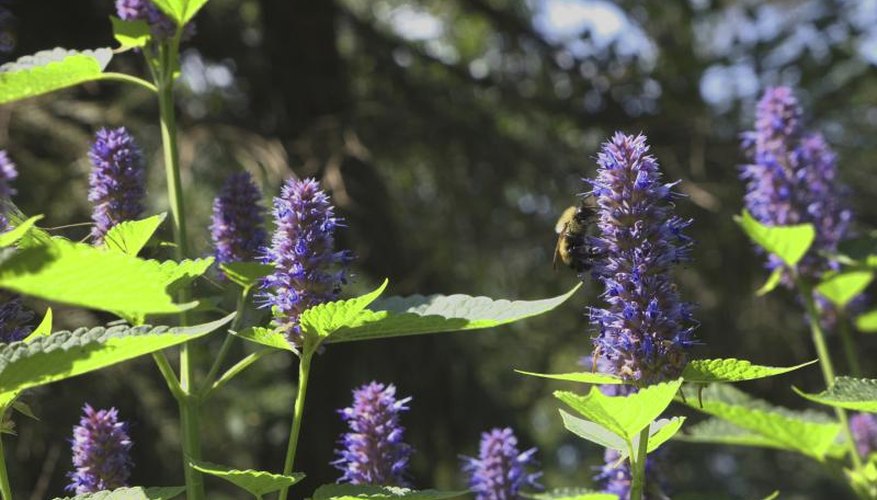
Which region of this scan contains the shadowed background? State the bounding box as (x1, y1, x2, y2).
(3, 0, 877, 498)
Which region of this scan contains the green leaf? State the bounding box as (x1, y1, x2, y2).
(53, 486, 186, 499)
(299, 279, 389, 338)
(559, 410, 683, 458)
(681, 383, 841, 460)
(735, 210, 815, 268)
(816, 270, 874, 309)
(793, 377, 877, 412)
(0, 238, 189, 315)
(0, 215, 43, 247)
(675, 418, 790, 450)
(856, 309, 877, 332)
(525, 489, 616, 500)
(157, 257, 214, 293)
(642, 416, 686, 455)
(312, 484, 467, 500)
(150, 0, 209, 25)
(0, 48, 112, 104)
(756, 267, 783, 296)
(103, 213, 167, 256)
(515, 370, 623, 385)
(189, 460, 304, 496)
(23, 307, 52, 341)
(220, 262, 272, 290)
(0, 314, 233, 396)
(554, 379, 682, 443)
(110, 17, 151, 50)
(323, 284, 580, 344)
(234, 326, 293, 352)
(761, 492, 780, 500)
(681, 358, 816, 383)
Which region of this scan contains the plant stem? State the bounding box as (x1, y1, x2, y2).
(100, 72, 158, 92)
(202, 288, 250, 393)
(629, 427, 650, 500)
(153, 352, 185, 400)
(278, 353, 312, 500)
(797, 278, 863, 472)
(157, 43, 204, 499)
(838, 315, 863, 378)
(203, 350, 273, 400)
(0, 434, 11, 500)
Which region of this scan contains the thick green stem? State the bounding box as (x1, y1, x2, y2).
(157, 49, 204, 499)
(797, 278, 863, 473)
(629, 427, 650, 500)
(0, 434, 11, 500)
(278, 354, 312, 500)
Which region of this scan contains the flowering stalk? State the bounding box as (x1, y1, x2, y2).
(278, 352, 311, 500)
(87, 127, 146, 243)
(67, 405, 133, 493)
(462, 427, 540, 500)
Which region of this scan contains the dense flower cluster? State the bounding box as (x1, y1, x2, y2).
(0, 296, 33, 344)
(740, 86, 852, 280)
(585, 132, 696, 385)
(333, 382, 413, 486)
(462, 427, 541, 500)
(116, 0, 181, 40)
(88, 127, 146, 244)
(851, 413, 877, 459)
(262, 178, 352, 346)
(210, 172, 268, 267)
(67, 405, 133, 494)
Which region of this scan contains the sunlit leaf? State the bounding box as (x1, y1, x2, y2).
(53, 486, 186, 500)
(189, 460, 304, 496)
(793, 377, 877, 412)
(0, 48, 112, 104)
(110, 17, 151, 49)
(735, 210, 815, 268)
(0, 215, 43, 247)
(516, 370, 623, 385)
(681, 358, 815, 383)
(816, 270, 873, 309)
(312, 484, 466, 500)
(103, 213, 167, 256)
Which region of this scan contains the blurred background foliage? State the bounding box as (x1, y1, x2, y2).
(2, 0, 877, 498)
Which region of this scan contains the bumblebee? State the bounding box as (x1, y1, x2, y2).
(553, 197, 600, 272)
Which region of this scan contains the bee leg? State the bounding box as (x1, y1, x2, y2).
(697, 384, 705, 409)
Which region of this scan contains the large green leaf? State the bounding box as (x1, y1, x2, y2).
(150, 0, 210, 25)
(156, 257, 214, 293)
(0, 48, 112, 104)
(793, 377, 877, 412)
(53, 486, 185, 500)
(0, 238, 189, 315)
(515, 369, 623, 385)
(0, 215, 42, 247)
(524, 489, 617, 500)
(816, 270, 874, 309)
(300, 279, 389, 338)
(190, 460, 304, 496)
(312, 485, 466, 500)
(559, 409, 684, 457)
(110, 17, 151, 50)
(322, 284, 580, 344)
(681, 383, 841, 460)
(0, 314, 233, 396)
(734, 210, 815, 268)
(675, 418, 791, 451)
(681, 358, 816, 383)
(234, 326, 292, 352)
(103, 213, 167, 256)
(554, 379, 682, 443)
(220, 262, 272, 290)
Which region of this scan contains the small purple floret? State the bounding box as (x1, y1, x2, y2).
(0, 296, 33, 343)
(333, 382, 413, 486)
(0, 149, 18, 232)
(87, 127, 146, 244)
(851, 413, 877, 459)
(67, 404, 133, 494)
(586, 132, 697, 385)
(261, 178, 352, 347)
(462, 427, 542, 500)
(210, 172, 268, 267)
(596, 449, 665, 500)
(115, 0, 188, 40)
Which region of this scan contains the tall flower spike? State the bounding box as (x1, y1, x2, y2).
(333, 382, 413, 486)
(262, 178, 352, 347)
(586, 132, 696, 385)
(851, 413, 877, 459)
(88, 127, 146, 244)
(67, 404, 133, 494)
(0, 149, 18, 232)
(462, 427, 542, 500)
(740, 86, 852, 281)
(210, 172, 268, 268)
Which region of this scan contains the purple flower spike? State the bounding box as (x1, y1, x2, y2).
(462, 427, 542, 500)
(333, 382, 413, 486)
(88, 127, 146, 244)
(116, 0, 189, 40)
(586, 132, 697, 385)
(0, 149, 18, 232)
(262, 178, 353, 347)
(851, 413, 877, 459)
(740, 87, 852, 282)
(0, 296, 33, 343)
(210, 172, 268, 268)
(67, 404, 133, 494)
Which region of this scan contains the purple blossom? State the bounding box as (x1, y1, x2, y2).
(461, 427, 542, 500)
(740, 87, 852, 281)
(0, 295, 32, 343)
(596, 449, 665, 500)
(115, 0, 191, 40)
(88, 127, 146, 244)
(210, 172, 268, 268)
(261, 178, 352, 347)
(67, 404, 133, 494)
(0, 149, 18, 232)
(333, 382, 413, 486)
(585, 132, 696, 385)
(851, 413, 877, 459)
